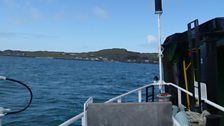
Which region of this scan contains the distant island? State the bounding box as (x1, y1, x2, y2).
(0, 48, 158, 64)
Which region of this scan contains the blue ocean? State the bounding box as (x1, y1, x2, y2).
(0, 56, 158, 126)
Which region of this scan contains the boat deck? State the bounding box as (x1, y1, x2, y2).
(87, 102, 172, 126)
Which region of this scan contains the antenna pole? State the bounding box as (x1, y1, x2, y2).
(157, 13, 163, 92)
(155, 0, 163, 92)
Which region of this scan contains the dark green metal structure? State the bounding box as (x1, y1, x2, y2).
(163, 17, 224, 125)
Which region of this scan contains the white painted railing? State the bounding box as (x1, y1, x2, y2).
(59, 112, 84, 126)
(166, 82, 224, 112)
(59, 82, 156, 126)
(105, 82, 157, 103)
(59, 82, 224, 126)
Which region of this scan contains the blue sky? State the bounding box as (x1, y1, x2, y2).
(0, 0, 223, 53)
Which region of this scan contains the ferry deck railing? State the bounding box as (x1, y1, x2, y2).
(59, 82, 224, 126)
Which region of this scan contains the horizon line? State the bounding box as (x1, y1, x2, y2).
(0, 48, 158, 54)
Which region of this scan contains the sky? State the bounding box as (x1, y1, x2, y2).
(0, 0, 223, 53)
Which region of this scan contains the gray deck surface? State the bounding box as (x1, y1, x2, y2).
(87, 102, 172, 126)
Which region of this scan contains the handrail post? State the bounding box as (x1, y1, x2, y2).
(117, 98, 122, 103)
(138, 90, 142, 103)
(0, 112, 3, 126)
(81, 116, 85, 126)
(146, 87, 149, 102)
(152, 85, 155, 102)
(0, 107, 10, 126)
(0, 117, 2, 126)
(178, 88, 182, 106)
(83, 97, 93, 126)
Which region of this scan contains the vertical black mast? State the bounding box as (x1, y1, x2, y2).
(155, 0, 163, 14)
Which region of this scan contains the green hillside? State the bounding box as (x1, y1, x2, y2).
(0, 48, 158, 64)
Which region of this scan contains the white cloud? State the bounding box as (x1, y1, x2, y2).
(147, 35, 158, 44)
(93, 6, 109, 19)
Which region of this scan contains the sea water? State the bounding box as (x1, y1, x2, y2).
(0, 56, 158, 126)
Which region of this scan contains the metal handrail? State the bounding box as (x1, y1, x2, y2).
(59, 112, 84, 126)
(59, 82, 156, 126)
(105, 82, 156, 103)
(166, 82, 224, 112)
(59, 82, 224, 126)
